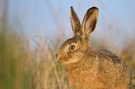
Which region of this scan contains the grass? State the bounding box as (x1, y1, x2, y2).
(0, 29, 70, 89)
(0, 31, 33, 89)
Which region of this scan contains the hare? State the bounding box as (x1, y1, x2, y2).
(56, 6, 131, 89)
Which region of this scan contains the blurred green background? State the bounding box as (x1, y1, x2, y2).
(0, 0, 135, 89)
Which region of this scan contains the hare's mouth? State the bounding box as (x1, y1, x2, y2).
(56, 53, 67, 63)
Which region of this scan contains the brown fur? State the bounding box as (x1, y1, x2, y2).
(56, 6, 131, 89)
(65, 49, 131, 89)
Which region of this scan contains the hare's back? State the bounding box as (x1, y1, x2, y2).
(97, 49, 122, 64)
(92, 49, 130, 88)
(95, 49, 130, 79)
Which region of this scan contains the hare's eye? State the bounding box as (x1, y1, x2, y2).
(69, 45, 76, 50)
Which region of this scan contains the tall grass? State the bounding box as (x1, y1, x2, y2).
(30, 37, 70, 89)
(0, 30, 33, 89)
(0, 29, 70, 89)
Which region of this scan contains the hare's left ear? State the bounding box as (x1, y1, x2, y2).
(81, 7, 98, 38)
(70, 7, 81, 36)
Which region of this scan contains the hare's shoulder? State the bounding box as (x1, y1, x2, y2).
(93, 49, 122, 64)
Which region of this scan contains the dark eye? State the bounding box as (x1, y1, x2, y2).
(69, 45, 76, 50)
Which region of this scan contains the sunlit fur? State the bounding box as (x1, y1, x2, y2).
(56, 6, 131, 89)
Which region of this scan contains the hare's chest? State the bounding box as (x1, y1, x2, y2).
(68, 70, 110, 89)
(67, 68, 98, 89)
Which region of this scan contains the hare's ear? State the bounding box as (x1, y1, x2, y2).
(70, 6, 81, 36)
(81, 7, 98, 38)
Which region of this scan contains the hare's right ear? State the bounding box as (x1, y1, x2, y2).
(81, 7, 98, 38)
(70, 7, 81, 36)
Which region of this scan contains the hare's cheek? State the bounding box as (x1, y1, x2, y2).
(67, 51, 74, 58)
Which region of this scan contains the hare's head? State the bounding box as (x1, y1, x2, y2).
(56, 6, 98, 64)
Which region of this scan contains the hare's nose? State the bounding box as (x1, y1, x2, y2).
(56, 53, 61, 60)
